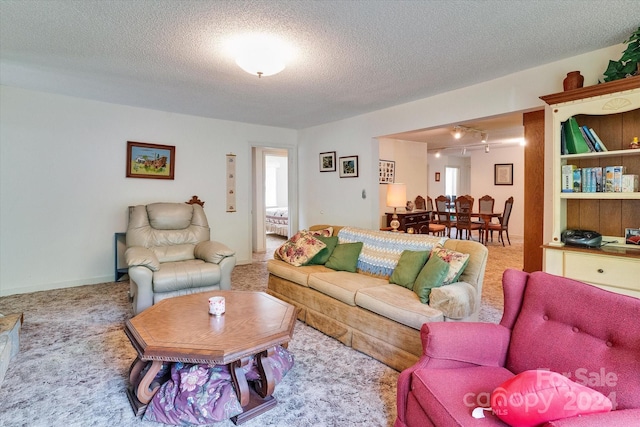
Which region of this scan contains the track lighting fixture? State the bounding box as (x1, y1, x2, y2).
(451, 126, 465, 139)
(451, 125, 488, 143)
(462, 147, 467, 155)
(485, 145, 490, 153)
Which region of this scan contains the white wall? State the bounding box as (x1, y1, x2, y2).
(378, 138, 428, 227)
(0, 86, 297, 295)
(469, 145, 525, 238)
(298, 45, 624, 238)
(0, 44, 624, 296)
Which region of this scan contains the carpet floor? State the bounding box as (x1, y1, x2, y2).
(0, 233, 522, 427)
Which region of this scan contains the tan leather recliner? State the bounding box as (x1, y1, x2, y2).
(125, 202, 236, 315)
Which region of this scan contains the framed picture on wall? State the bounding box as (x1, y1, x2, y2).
(339, 155, 359, 178)
(435, 172, 441, 182)
(494, 163, 513, 185)
(126, 141, 175, 180)
(319, 151, 336, 172)
(379, 160, 395, 183)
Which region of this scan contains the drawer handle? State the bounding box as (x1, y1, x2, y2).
(597, 269, 604, 274)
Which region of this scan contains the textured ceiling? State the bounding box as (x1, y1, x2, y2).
(1, 1, 639, 130)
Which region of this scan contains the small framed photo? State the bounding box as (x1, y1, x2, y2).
(126, 141, 175, 180)
(379, 160, 395, 184)
(494, 163, 513, 185)
(625, 228, 640, 245)
(435, 172, 441, 182)
(319, 151, 336, 172)
(339, 155, 359, 178)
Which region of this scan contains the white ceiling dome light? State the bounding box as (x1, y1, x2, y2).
(229, 33, 293, 78)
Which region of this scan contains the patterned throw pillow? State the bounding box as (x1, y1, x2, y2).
(308, 227, 334, 237)
(430, 246, 470, 285)
(309, 227, 333, 237)
(275, 231, 327, 266)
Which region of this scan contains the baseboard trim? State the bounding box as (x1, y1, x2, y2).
(0, 275, 113, 297)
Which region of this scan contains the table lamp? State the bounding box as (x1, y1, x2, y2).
(386, 183, 407, 232)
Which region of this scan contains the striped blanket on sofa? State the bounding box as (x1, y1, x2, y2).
(337, 226, 446, 279)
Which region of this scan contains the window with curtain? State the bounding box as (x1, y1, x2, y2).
(445, 166, 459, 198)
(265, 165, 277, 207)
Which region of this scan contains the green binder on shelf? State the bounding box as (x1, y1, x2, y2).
(563, 117, 591, 154)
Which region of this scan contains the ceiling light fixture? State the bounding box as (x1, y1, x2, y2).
(229, 34, 292, 78)
(435, 151, 441, 158)
(451, 125, 488, 142)
(451, 126, 465, 139)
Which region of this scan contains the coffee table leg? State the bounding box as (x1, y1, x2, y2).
(230, 357, 251, 407)
(135, 360, 163, 404)
(255, 347, 276, 398)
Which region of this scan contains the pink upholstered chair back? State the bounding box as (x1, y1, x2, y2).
(503, 271, 640, 410)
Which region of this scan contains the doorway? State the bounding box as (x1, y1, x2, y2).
(251, 146, 294, 261)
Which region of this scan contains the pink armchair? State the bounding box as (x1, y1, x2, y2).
(395, 269, 640, 427)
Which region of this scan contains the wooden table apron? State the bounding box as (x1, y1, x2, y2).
(123, 290, 296, 423)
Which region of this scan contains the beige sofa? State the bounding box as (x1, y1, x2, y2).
(266, 225, 488, 372)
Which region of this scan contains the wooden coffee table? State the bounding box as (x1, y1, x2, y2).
(124, 290, 296, 424)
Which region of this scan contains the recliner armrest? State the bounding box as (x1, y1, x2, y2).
(195, 240, 236, 264)
(421, 322, 511, 367)
(124, 246, 160, 271)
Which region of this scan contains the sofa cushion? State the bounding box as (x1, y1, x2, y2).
(308, 272, 388, 306)
(431, 246, 470, 285)
(147, 202, 194, 230)
(325, 242, 363, 272)
(491, 370, 612, 427)
(410, 366, 514, 426)
(355, 284, 443, 328)
(153, 260, 220, 292)
(306, 236, 339, 265)
(413, 254, 450, 304)
(267, 259, 332, 287)
(152, 243, 196, 263)
(429, 282, 478, 320)
(390, 250, 429, 289)
(275, 231, 326, 267)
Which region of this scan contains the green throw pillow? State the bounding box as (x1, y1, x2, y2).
(306, 236, 339, 265)
(413, 255, 450, 304)
(389, 250, 430, 289)
(325, 242, 363, 272)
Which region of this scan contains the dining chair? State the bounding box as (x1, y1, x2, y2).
(454, 195, 483, 242)
(475, 194, 495, 225)
(424, 196, 446, 236)
(488, 196, 514, 246)
(434, 195, 455, 238)
(414, 195, 426, 210)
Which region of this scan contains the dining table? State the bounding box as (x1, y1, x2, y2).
(440, 209, 502, 244)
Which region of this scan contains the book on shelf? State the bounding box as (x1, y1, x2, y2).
(560, 121, 568, 155)
(562, 117, 591, 154)
(581, 126, 602, 152)
(573, 168, 582, 192)
(579, 127, 597, 152)
(589, 128, 608, 151)
(622, 174, 639, 192)
(562, 165, 576, 192)
(594, 167, 603, 192)
(614, 166, 625, 192)
(604, 167, 615, 192)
